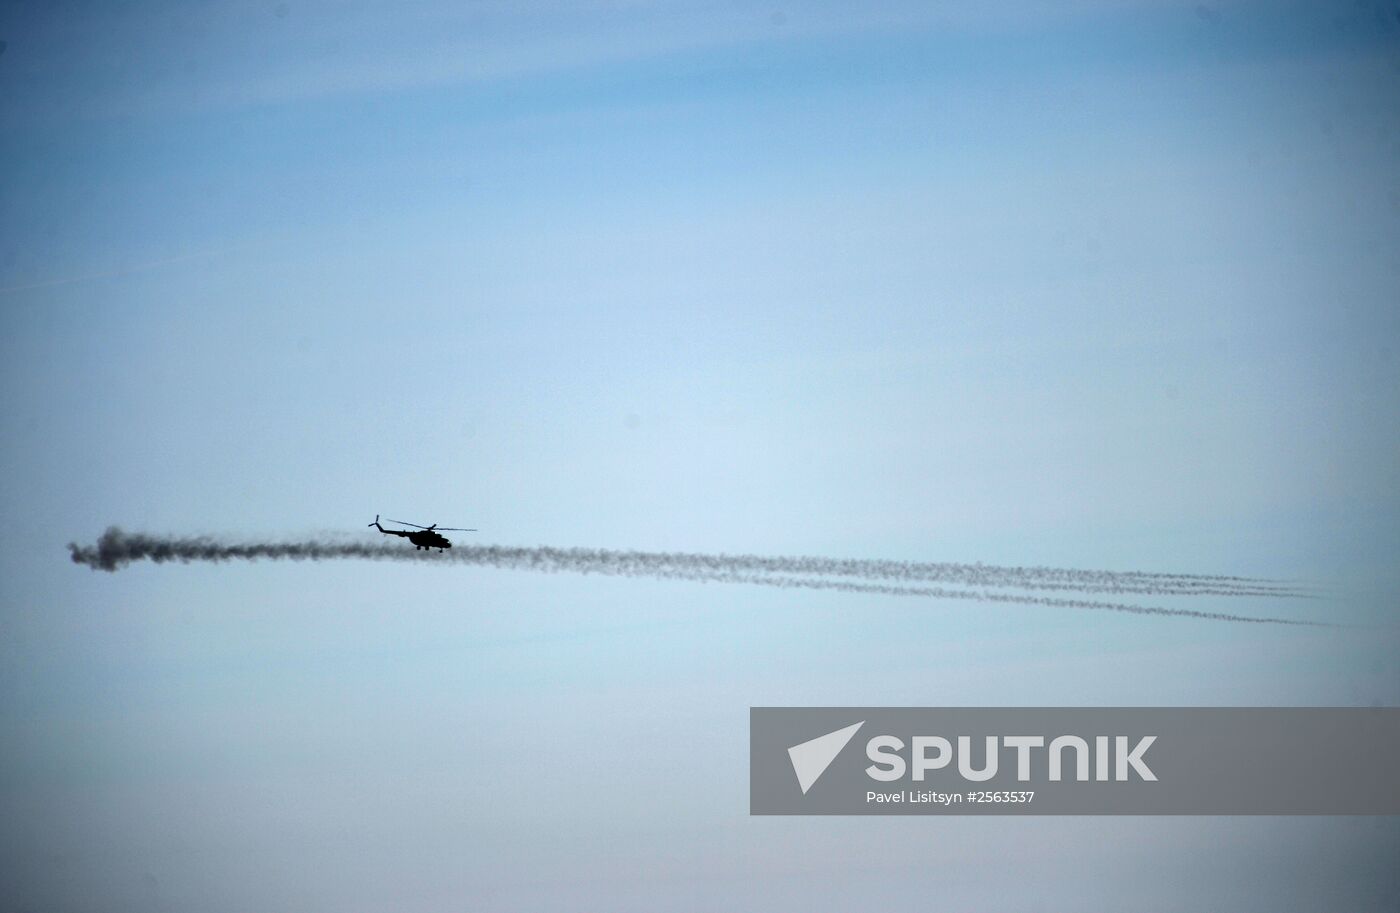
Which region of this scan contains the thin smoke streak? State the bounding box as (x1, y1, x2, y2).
(443, 545, 1309, 598)
(443, 544, 1300, 594)
(67, 528, 1326, 626)
(652, 570, 1332, 627)
(521, 563, 1326, 625)
(568, 551, 1309, 598)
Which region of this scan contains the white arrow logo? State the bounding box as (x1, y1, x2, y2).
(787, 721, 865, 794)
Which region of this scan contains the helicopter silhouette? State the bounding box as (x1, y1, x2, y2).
(369, 515, 476, 552)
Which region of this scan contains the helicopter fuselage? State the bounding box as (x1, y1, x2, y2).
(370, 518, 455, 551)
(407, 529, 452, 550)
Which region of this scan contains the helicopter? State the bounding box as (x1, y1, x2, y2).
(369, 515, 476, 552)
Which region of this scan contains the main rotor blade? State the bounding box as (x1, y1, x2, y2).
(434, 527, 477, 532)
(385, 518, 431, 529)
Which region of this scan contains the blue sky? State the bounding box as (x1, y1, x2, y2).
(2, 2, 1399, 910)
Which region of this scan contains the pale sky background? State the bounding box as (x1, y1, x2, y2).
(2, 1, 1399, 910)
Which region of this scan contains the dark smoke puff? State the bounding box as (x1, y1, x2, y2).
(68, 526, 217, 571)
(68, 526, 129, 571)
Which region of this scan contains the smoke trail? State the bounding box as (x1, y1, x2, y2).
(435, 544, 1308, 598)
(68, 527, 1326, 626)
(547, 549, 1308, 598)
(68, 528, 1307, 595)
(655, 571, 1331, 626)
